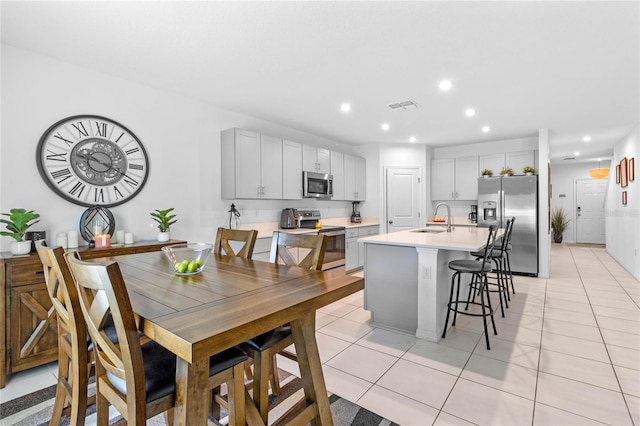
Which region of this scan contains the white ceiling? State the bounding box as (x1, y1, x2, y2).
(2, 1, 638, 164)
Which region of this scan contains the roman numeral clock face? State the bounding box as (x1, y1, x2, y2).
(36, 115, 150, 207)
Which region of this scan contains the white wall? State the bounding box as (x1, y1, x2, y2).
(605, 126, 640, 279)
(0, 45, 354, 251)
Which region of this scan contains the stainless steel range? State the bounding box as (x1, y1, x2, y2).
(298, 210, 346, 271)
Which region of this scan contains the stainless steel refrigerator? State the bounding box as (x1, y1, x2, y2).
(477, 175, 538, 276)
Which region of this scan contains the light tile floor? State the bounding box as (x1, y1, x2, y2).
(2, 244, 639, 425)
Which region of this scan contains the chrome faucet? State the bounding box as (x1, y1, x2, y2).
(434, 202, 453, 232)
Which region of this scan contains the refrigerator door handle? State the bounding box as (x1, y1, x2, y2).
(499, 190, 505, 228)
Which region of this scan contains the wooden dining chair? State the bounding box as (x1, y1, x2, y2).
(240, 232, 328, 422)
(35, 241, 91, 426)
(214, 227, 258, 258)
(64, 251, 248, 426)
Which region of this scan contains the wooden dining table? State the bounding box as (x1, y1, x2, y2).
(101, 250, 364, 425)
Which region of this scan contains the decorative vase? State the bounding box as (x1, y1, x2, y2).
(553, 233, 563, 243)
(158, 231, 170, 242)
(525, 172, 533, 176)
(11, 240, 32, 255)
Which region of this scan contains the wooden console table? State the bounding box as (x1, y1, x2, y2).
(0, 239, 186, 388)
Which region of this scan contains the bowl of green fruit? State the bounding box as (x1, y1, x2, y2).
(162, 243, 213, 275)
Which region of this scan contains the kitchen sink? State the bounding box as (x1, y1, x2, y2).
(411, 228, 446, 233)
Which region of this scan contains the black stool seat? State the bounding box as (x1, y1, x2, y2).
(449, 259, 493, 274)
(442, 224, 499, 350)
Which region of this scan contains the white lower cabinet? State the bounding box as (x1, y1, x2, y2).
(252, 237, 272, 261)
(345, 225, 379, 272)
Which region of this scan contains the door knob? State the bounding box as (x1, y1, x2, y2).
(388, 220, 393, 224)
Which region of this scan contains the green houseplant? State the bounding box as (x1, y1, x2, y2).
(500, 167, 514, 176)
(151, 208, 177, 242)
(0, 208, 40, 254)
(523, 166, 536, 175)
(481, 169, 493, 177)
(551, 208, 570, 243)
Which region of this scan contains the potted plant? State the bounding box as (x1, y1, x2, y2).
(523, 166, 536, 175)
(150, 208, 177, 242)
(500, 167, 514, 176)
(551, 208, 570, 243)
(0, 208, 40, 255)
(481, 169, 493, 177)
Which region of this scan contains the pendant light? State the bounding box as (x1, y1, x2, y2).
(589, 159, 610, 180)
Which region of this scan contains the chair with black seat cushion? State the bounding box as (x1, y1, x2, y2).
(214, 227, 258, 259)
(469, 218, 514, 317)
(442, 224, 499, 350)
(64, 251, 248, 426)
(239, 231, 328, 422)
(36, 241, 91, 426)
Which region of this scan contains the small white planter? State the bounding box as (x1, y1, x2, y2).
(157, 231, 171, 242)
(11, 240, 32, 255)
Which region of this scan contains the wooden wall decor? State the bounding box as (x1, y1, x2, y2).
(629, 157, 635, 182)
(622, 191, 628, 205)
(620, 157, 629, 187)
(616, 164, 621, 184)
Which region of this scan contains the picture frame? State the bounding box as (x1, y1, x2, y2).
(621, 157, 629, 187)
(630, 157, 635, 182)
(622, 190, 627, 205)
(616, 164, 621, 184)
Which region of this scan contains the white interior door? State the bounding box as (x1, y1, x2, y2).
(576, 179, 607, 244)
(386, 167, 421, 233)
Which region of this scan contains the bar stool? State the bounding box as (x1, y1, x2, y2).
(503, 217, 516, 295)
(442, 224, 498, 350)
(469, 218, 514, 317)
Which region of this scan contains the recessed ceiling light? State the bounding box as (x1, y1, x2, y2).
(574, 152, 581, 156)
(439, 79, 453, 91)
(465, 108, 476, 117)
(409, 136, 417, 143)
(482, 126, 491, 133)
(381, 123, 390, 131)
(597, 158, 602, 162)
(583, 136, 591, 142)
(340, 103, 351, 113)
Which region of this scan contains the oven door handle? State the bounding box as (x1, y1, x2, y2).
(319, 230, 346, 237)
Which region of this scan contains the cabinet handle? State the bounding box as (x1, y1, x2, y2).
(35, 270, 44, 275)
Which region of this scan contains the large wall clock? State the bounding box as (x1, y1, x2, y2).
(36, 115, 150, 207)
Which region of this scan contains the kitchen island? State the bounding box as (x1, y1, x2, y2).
(359, 226, 499, 342)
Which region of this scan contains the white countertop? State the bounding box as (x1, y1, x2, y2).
(359, 226, 500, 251)
(239, 217, 380, 239)
(425, 215, 477, 227)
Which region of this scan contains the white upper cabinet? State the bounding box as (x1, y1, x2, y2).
(282, 140, 303, 199)
(330, 151, 345, 200)
(432, 156, 478, 200)
(479, 150, 535, 175)
(355, 156, 366, 201)
(455, 156, 479, 200)
(479, 153, 505, 176)
(222, 128, 365, 200)
(432, 158, 455, 200)
(344, 154, 366, 201)
(506, 150, 535, 175)
(221, 129, 283, 199)
(303, 145, 331, 174)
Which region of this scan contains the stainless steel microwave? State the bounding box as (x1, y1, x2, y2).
(303, 171, 333, 198)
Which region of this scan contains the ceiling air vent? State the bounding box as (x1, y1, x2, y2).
(388, 100, 421, 110)
(563, 156, 575, 161)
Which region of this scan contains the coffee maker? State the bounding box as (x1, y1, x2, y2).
(469, 204, 478, 223)
(350, 201, 362, 223)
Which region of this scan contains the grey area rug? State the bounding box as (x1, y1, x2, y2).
(0, 370, 399, 426)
